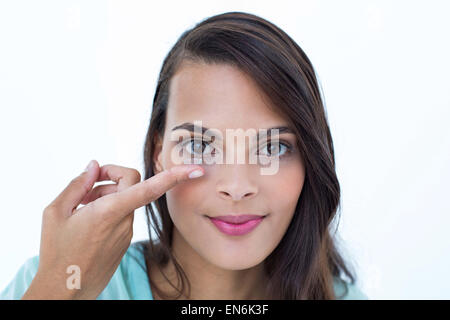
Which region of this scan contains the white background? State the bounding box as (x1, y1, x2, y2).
(0, 0, 449, 299)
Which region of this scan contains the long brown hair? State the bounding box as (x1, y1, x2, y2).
(139, 11, 356, 299)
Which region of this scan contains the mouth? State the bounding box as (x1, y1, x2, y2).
(205, 214, 267, 236)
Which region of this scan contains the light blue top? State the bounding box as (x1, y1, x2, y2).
(0, 242, 367, 300)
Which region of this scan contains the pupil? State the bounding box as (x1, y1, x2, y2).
(193, 141, 204, 153)
(268, 142, 278, 155)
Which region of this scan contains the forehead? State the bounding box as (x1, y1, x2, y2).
(166, 61, 288, 132)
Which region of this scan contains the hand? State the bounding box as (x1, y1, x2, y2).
(22, 160, 204, 299)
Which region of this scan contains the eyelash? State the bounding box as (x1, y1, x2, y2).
(180, 137, 293, 159)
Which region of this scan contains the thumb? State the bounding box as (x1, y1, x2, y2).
(50, 160, 100, 217)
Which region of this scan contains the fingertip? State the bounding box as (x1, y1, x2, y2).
(82, 160, 100, 187)
(188, 168, 204, 179)
(166, 164, 204, 181)
(83, 160, 96, 174)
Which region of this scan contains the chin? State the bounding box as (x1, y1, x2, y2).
(205, 251, 266, 271)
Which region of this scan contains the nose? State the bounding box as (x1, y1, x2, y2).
(216, 165, 258, 202)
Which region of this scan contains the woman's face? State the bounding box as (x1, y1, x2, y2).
(154, 61, 305, 270)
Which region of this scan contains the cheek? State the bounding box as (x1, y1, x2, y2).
(166, 185, 194, 218)
(162, 148, 202, 219)
(276, 169, 304, 208)
(165, 177, 205, 222)
(162, 149, 212, 220)
(264, 160, 305, 222)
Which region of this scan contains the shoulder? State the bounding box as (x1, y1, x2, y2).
(0, 255, 40, 299)
(0, 242, 152, 300)
(332, 277, 368, 300)
(97, 241, 153, 300)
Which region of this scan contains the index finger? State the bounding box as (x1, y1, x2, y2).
(93, 164, 204, 220)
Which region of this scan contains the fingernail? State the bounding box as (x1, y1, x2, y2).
(83, 160, 95, 173)
(188, 169, 204, 179)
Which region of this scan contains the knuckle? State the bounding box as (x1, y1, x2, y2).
(44, 203, 55, 212)
(43, 204, 57, 218)
(130, 169, 141, 183)
(121, 168, 141, 187)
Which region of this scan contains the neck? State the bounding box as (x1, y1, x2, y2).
(149, 227, 269, 300)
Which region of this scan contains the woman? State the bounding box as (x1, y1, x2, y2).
(1, 11, 366, 300)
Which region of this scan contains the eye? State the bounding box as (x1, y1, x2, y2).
(183, 138, 215, 156)
(258, 140, 291, 158)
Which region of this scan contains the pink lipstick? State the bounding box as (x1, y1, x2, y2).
(208, 214, 265, 236)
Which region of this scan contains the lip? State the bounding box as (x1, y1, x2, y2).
(207, 214, 266, 236)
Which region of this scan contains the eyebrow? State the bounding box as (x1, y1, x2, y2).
(171, 122, 294, 138)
